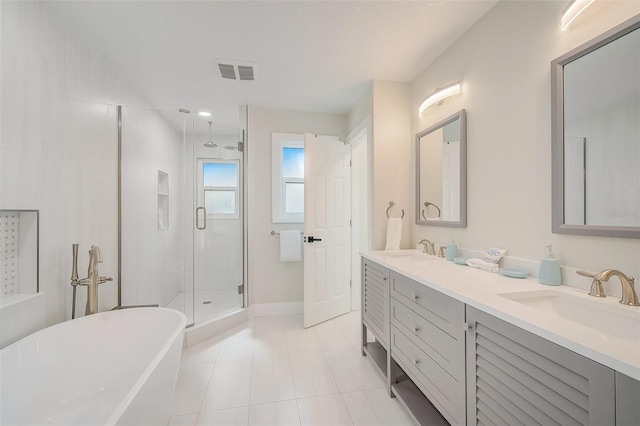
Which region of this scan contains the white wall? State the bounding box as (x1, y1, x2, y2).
(348, 83, 373, 135)
(411, 1, 640, 279)
(0, 2, 186, 346)
(346, 81, 413, 251)
(247, 106, 347, 305)
(371, 81, 413, 250)
(120, 107, 185, 307)
(0, 1, 122, 338)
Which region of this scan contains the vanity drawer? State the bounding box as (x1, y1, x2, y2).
(391, 298, 463, 381)
(391, 326, 464, 425)
(390, 271, 464, 339)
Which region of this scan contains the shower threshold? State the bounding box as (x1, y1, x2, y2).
(165, 290, 241, 325)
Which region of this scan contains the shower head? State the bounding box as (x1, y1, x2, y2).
(204, 121, 217, 148)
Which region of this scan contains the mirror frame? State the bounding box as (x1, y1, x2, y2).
(415, 109, 467, 228)
(551, 14, 640, 238)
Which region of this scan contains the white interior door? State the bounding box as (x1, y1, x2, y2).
(303, 134, 351, 328)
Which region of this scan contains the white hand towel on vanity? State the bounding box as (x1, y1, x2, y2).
(385, 218, 402, 251)
(280, 230, 302, 262)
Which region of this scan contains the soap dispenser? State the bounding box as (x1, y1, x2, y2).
(539, 245, 562, 286)
(445, 235, 458, 261)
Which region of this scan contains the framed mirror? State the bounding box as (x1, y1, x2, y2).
(416, 109, 467, 227)
(552, 14, 640, 238)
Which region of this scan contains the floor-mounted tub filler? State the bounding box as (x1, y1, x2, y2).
(0, 307, 186, 425)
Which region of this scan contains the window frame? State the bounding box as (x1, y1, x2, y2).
(272, 133, 304, 223)
(198, 158, 240, 220)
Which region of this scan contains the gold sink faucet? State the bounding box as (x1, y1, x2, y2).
(578, 269, 639, 306)
(595, 269, 639, 306)
(417, 239, 435, 255)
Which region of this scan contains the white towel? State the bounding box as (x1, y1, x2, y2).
(385, 218, 402, 251)
(280, 230, 302, 262)
(465, 258, 500, 273)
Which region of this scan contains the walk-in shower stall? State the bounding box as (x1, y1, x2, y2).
(119, 106, 246, 327)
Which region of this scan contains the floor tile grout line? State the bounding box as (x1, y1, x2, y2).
(294, 398, 303, 426)
(197, 356, 254, 416)
(192, 360, 216, 423)
(338, 392, 357, 426)
(318, 345, 342, 398)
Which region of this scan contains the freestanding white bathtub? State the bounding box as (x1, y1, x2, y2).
(0, 307, 186, 426)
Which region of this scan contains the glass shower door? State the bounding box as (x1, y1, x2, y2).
(189, 118, 244, 325)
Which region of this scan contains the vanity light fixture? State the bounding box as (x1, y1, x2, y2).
(198, 111, 211, 117)
(561, 0, 595, 31)
(418, 82, 461, 117)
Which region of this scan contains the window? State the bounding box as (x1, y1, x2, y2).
(272, 133, 304, 223)
(199, 159, 240, 219)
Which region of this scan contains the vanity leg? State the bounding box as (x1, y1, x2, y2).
(361, 322, 367, 356)
(388, 354, 399, 398)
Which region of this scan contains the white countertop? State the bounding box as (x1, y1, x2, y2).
(362, 249, 640, 380)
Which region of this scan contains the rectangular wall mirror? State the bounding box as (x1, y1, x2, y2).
(552, 14, 640, 238)
(416, 109, 467, 227)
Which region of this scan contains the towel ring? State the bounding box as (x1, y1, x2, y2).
(422, 201, 441, 220)
(386, 201, 405, 219)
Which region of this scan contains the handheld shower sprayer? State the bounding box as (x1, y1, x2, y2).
(70, 243, 113, 318)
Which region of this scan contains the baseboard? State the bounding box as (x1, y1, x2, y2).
(250, 301, 303, 317)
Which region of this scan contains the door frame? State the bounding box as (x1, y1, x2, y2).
(347, 116, 373, 312)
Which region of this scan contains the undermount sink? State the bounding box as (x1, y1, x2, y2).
(499, 290, 640, 341)
(385, 252, 437, 262)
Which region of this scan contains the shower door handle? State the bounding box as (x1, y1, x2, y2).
(196, 207, 207, 230)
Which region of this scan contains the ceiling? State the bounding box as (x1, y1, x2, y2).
(45, 0, 499, 127)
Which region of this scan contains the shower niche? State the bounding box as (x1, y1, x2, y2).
(0, 210, 39, 301)
(158, 171, 169, 230)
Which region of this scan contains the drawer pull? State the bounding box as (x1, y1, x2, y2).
(413, 359, 420, 365)
(414, 327, 420, 333)
(383, 277, 388, 281)
(413, 295, 419, 301)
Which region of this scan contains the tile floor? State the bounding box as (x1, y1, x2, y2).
(170, 311, 413, 426)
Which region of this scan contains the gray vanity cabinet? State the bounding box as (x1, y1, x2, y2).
(390, 271, 466, 426)
(465, 306, 616, 426)
(361, 256, 638, 426)
(616, 371, 640, 426)
(362, 258, 390, 348)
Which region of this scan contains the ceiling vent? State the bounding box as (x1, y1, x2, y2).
(215, 60, 256, 81)
(218, 63, 236, 80)
(237, 65, 254, 81)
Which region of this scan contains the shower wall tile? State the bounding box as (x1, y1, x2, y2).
(0, 0, 143, 343)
